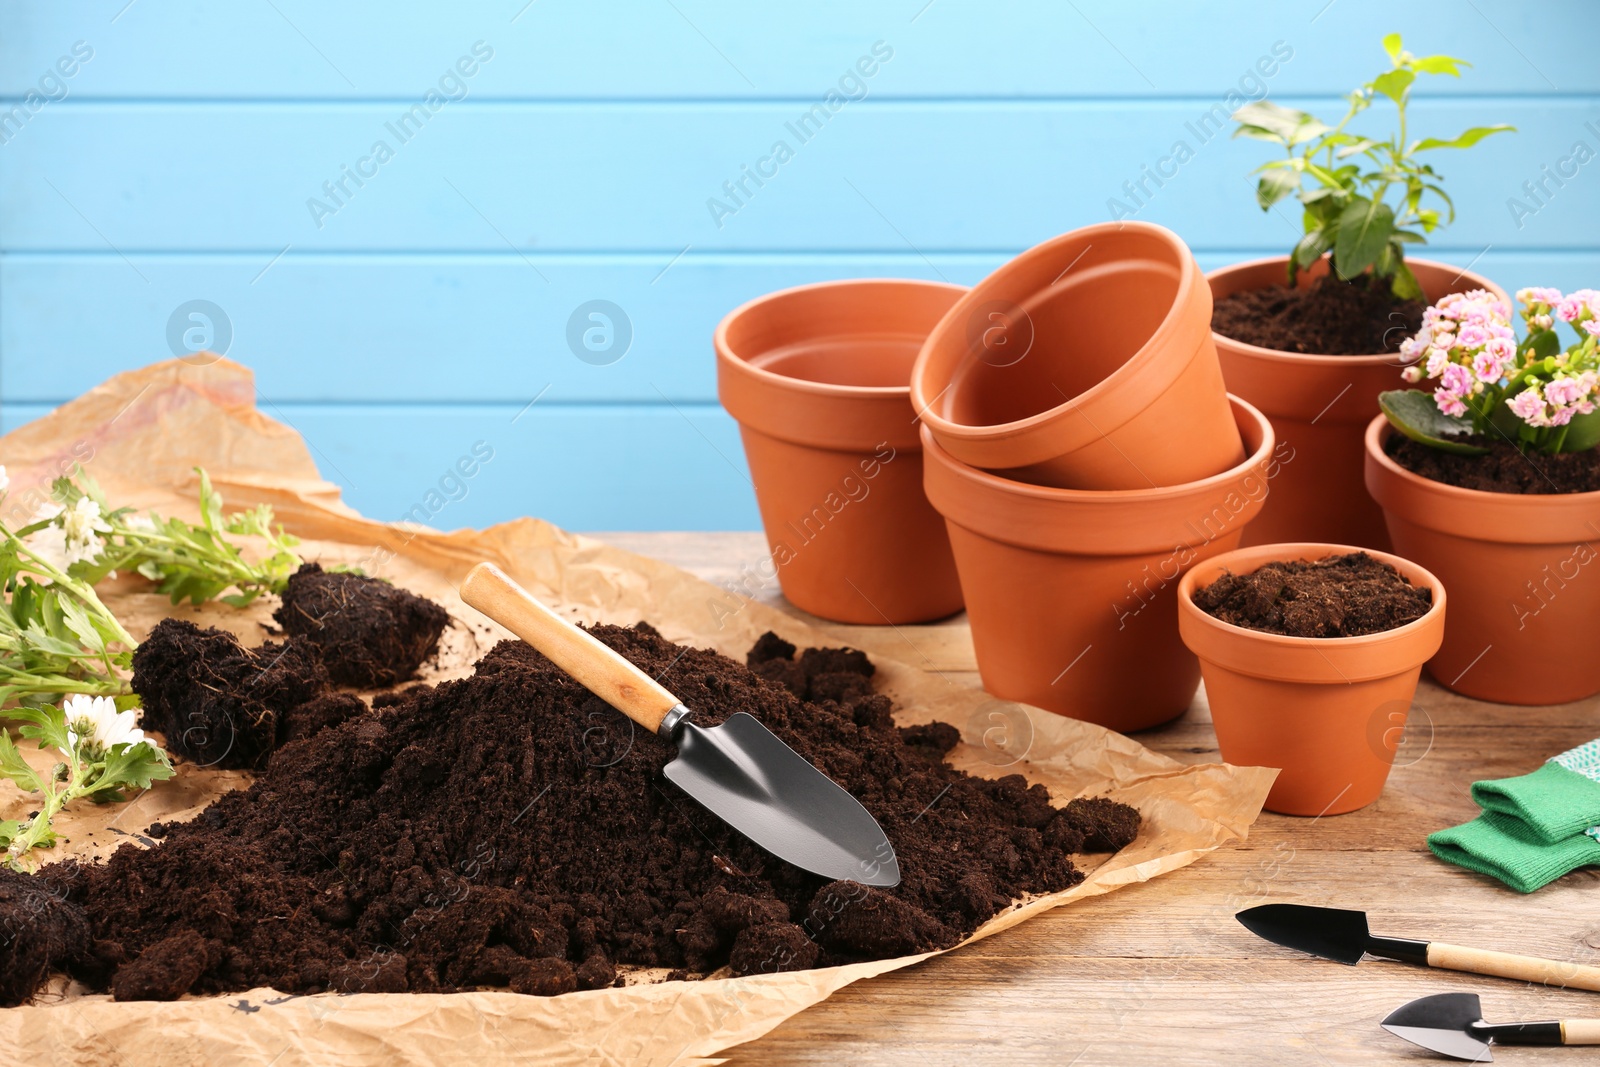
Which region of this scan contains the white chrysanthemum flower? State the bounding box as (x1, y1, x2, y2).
(24, 524, 72, 580)
(63, 694, 147, 754)
(61, 496, 110, 545)
(125, 513, 157, 532)
(0, 465, 8, 495)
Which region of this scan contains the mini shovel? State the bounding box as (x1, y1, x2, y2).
(1237, 904, 1600, 991)
(459, 562, 899, 887)
(1383, 993, 1600, 1060)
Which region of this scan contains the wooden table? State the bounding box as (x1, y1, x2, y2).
(595, 532, 1600, 1067)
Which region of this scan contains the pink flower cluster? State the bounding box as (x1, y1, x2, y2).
(1398, 289, 1516, 417)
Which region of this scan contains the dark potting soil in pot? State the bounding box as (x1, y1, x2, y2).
(1385, 433, 1600, 494)
(131, 619, 356, 771)
(274, 562, 450, 688)
(1212, 273, 1425, 355)
(1, 624, 1139, 1004)
(1193, 551, 1432, 638)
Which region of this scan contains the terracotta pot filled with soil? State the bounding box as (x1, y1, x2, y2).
(911, 221, 1244, 490)
(921, 395, 1274, 732)
(717, 279, 965, 624)
(1365, 416, 1600, 704)
(1179, 545, 1445, 816)
(1209, 256, 1507, 550)
(1, 621, 1141, 1004)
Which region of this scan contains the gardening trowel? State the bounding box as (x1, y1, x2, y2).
(1237, 904, 1600, 991)
(1382, 993, 1600, 1060)
(459, 562, 899, 887)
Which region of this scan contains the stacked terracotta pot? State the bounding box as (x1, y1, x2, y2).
(909, 222, 1275, 732)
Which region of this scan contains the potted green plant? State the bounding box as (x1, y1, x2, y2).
(1210, 34, 1512, 550)
(1365, 287, 1600, 704)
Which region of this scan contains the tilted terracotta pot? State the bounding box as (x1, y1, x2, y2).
(717, 279, 965, 624)
(911, 221, 1243, 490)
(1209, 256, 1508, 551)
(1178, 542, 1446, 816)
(1364, 416, 1600, 705)
(921, 395, 1273, 733)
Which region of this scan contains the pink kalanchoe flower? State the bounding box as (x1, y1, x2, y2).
(1440, 363, 1475, 396)
(1434, 389, 1468, 417)
(1545, 376, 1586, 407)
(1485, 336, 1516, 362)
(1534, 313, 1554, 330)
(1424, 348, 1451, 378)
(1457, 324, 1490, 348)
(1508, 386, 1549, 427)
(1472, 350, 1507, 384)
(1401, 365, 1424, 383)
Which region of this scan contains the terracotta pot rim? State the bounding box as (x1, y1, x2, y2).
(922, 393, 1272, 507)
(1206, 255, 1508, 366)
(1177, 541, 1447, 652)
(912, 220, 1204, 442)
(715, 277, 968, 401)
(1364, 414, 1600, 508)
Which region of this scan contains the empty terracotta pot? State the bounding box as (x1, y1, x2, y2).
(1364, 416, 1600, 704)
(717, 279, 965, 624)
(1210, 256, 1507, 551)
(922, 395, 1273, 732)
(911, 221, 1243, 490)
(1179, 543, 1446, 816)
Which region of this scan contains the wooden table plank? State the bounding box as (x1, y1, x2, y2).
(588, 532, 1600, 1066)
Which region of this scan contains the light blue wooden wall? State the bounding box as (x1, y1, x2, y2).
(2, 2, 1596, 530)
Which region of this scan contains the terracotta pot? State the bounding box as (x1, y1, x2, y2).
(1178, 543, 1446, 816)
(922, 395, 1273, 732)
(717, 279, 966, 624)
(1209, 256, 1508, 551)
(911, 221, 1243, 490)
(1364, 416, 1600, 704)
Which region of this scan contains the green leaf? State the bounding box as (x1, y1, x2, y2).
(1382, 33, 1404, 61)
(1256, 167, 1301, 209)
(1559, 410, 1600, 453)
(0, 820, 19, 849)
(1412, 125, 1515, 152)
(1231, 100, 1316, 141)
(1523, 327, 1563, 361)
(96, 741, 175, 793)
(1371, 68, 1415, 104)
(0, 730, 45, 794)
(1335, 138, 1381, 159)
(1389, 257, 1424, 300)
(1379, 390, 1490, 455)
(1334, 198, 1396, 280)
(1411, 54, 1469, 77)
(1290, 228, 1333, 275)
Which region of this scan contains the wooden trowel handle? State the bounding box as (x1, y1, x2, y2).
(460, 562, 683, 734)
(1427, 942, 1600, 992)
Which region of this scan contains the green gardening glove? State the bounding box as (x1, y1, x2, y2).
(1428, 811, 1600, 894)
(1472, 739, 1600, 843)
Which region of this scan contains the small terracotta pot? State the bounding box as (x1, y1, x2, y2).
(1209, 256, 1508, 551)
(1178, 543, 1446, 816)
(1364, 416, 1600, 704)
(922, 395, 1273, 732)
(717, 279, 966, 624)
(911, 221, 1243, 490)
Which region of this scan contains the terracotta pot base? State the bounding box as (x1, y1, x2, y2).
(717, 279, 966, 624)
(923, 396, 1274, 733)
(1179, 542, 1446, 816)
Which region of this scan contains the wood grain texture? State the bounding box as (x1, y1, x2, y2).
(591, 531, 1600, 1066)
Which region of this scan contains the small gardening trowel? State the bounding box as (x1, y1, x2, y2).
(1236, 903, 1600, 991)
(1382, 992, 1600, 1060)
(459, 562, 900, 887)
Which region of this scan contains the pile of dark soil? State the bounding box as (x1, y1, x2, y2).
(1386, 434, 1600, 494)
(131, 620, 357, 770)
(274, 563, 449, 687)
(1212, 273, 1424, 355)
(1193, 551, 1433, 638)
(3, 625, 1139, 1004)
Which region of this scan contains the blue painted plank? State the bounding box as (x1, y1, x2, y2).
(0, 400, 762, 532)
(0, 1, 1589, 98)
(1, 100, 1591, 253)
(5, 250, 1596, 404)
